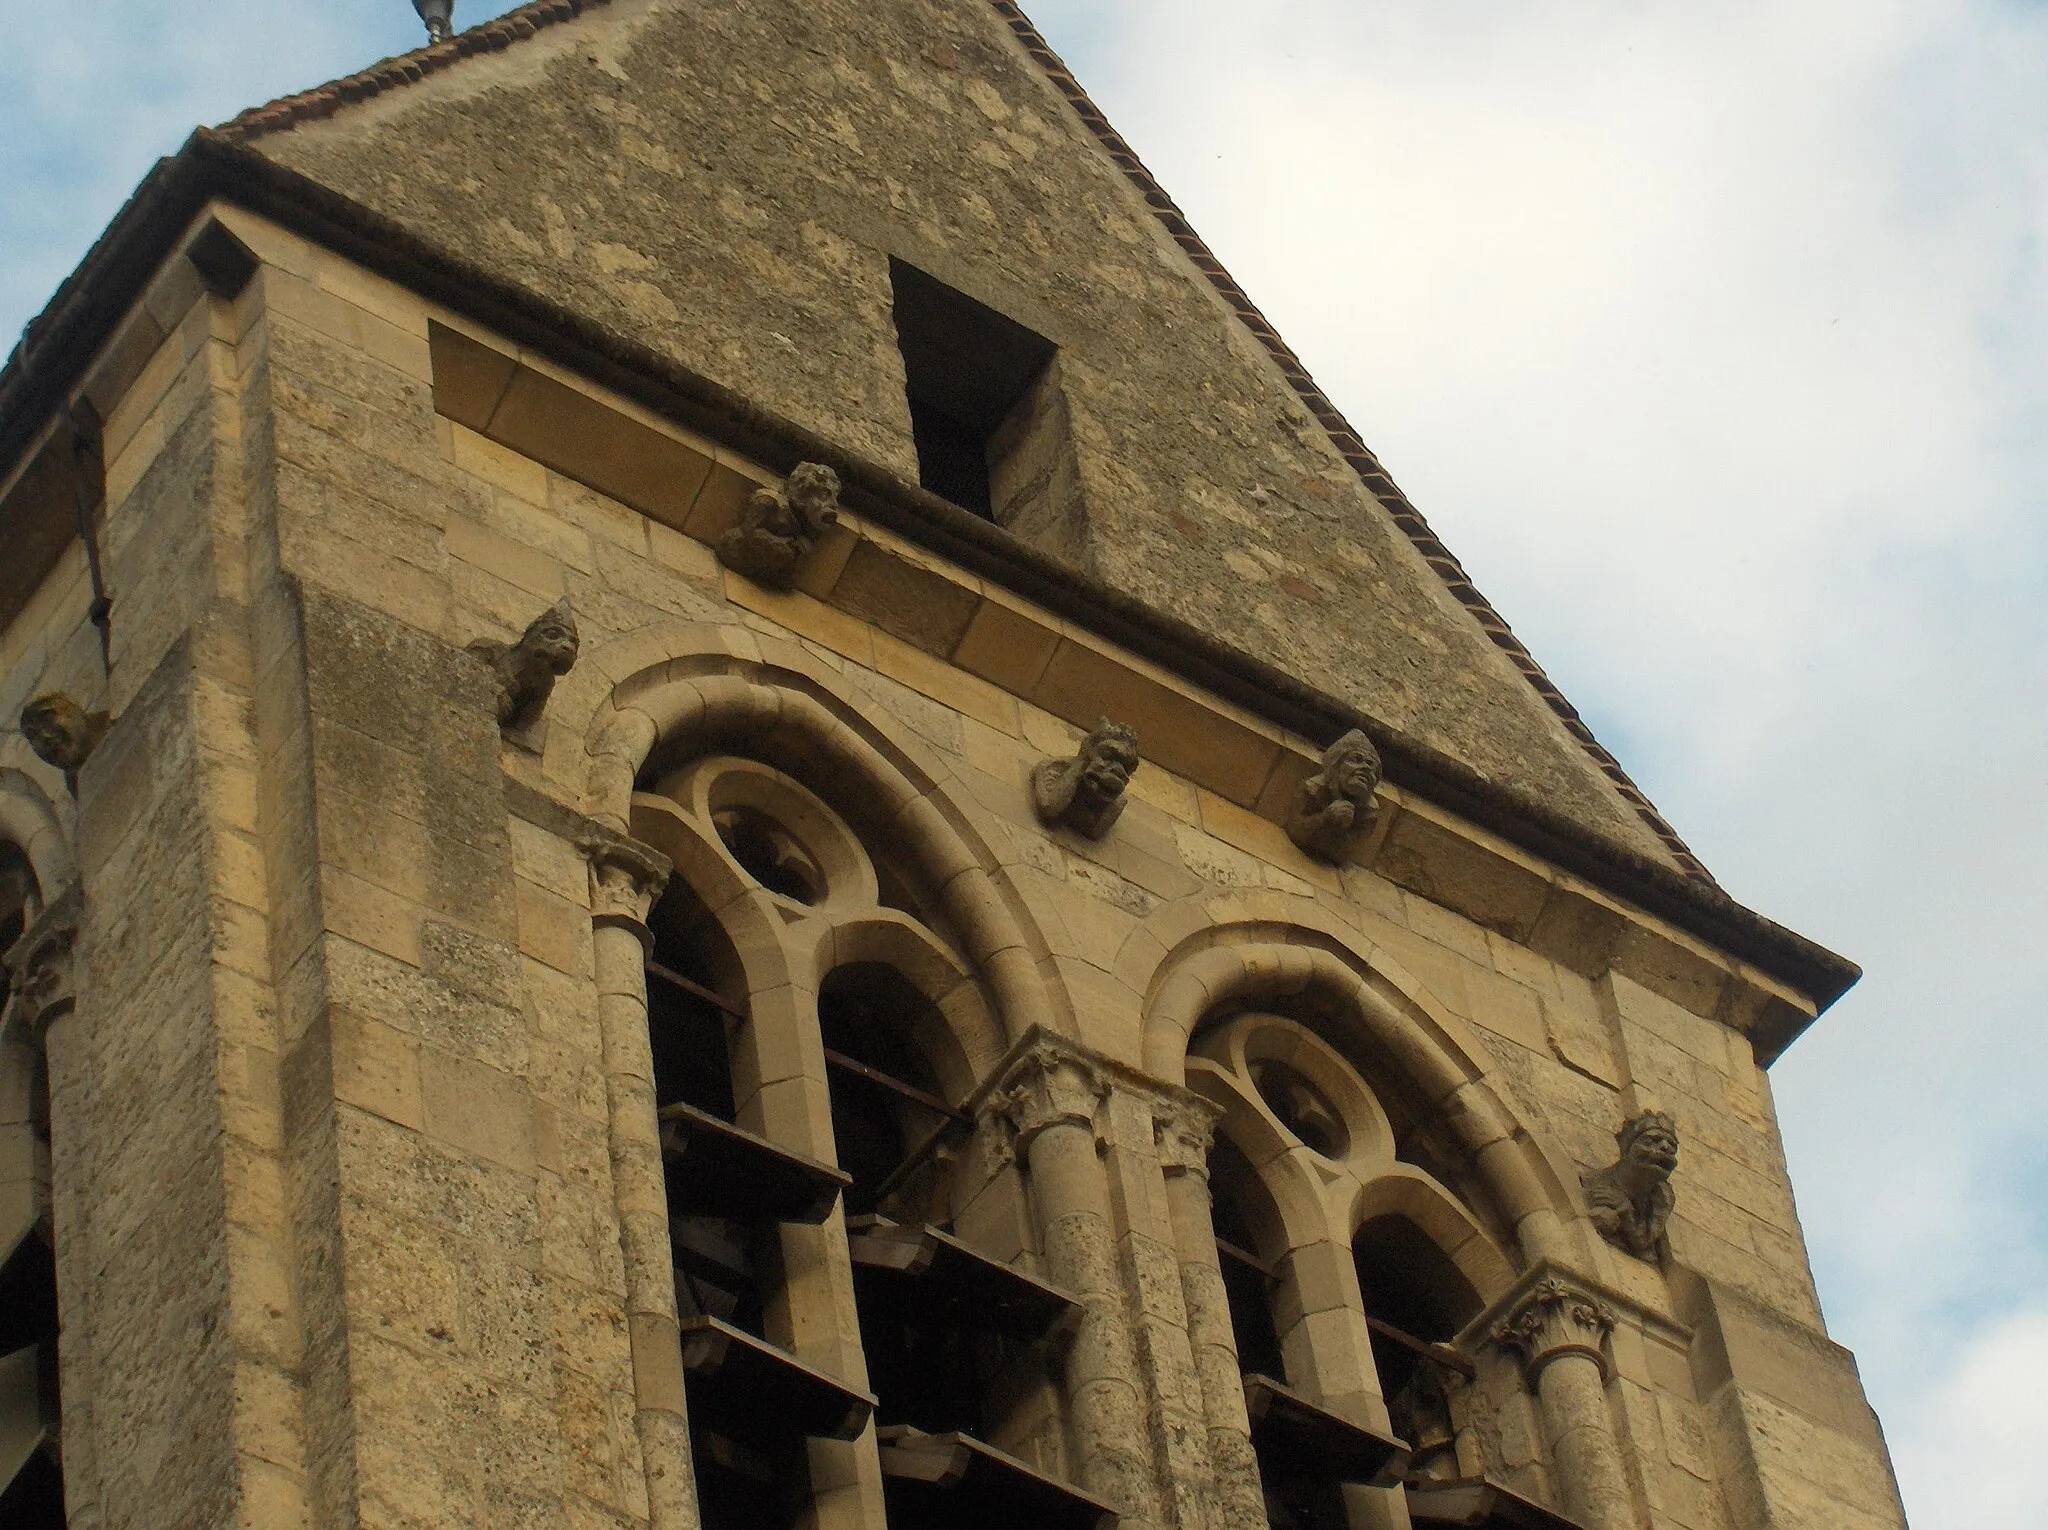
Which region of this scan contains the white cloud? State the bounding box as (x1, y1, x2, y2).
(1027, 2, 2048, 1524)
(1893, 1309, 2048, 1522)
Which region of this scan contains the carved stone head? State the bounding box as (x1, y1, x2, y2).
(469, 598, 580, 742)
(1617, 1110, 1679, 1186)
(784, 462, 842, 538)
(20, 692, 111, 789)
(1033, 719, 1140, 839)
(1322, 729, 1381, 804)
(1584, 1109, 1679, 1259)
(716, 462, 841, 590)
(1286, 727, 1382, 863)
(519, 599, 581, 679)
(1074, 720, 1139, 808)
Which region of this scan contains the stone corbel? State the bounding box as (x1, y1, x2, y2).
(982, 1035, 1111, 1168)
(2, 885, 83, 1044)
(1153, 1091, 1223, 1180)
(581, 831, 673, 951)
(1490, 1272, 1618, 1390)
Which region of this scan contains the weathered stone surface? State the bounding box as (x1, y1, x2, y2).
(249, 0, 1676, 864)
(1032, 718, 1139, 839)
(0, 10, 1896, 1528)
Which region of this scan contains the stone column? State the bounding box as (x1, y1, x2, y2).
(1492, 1275, 1633, 1530)
(3, 890, 98, 1530)
(1157, 1097, 1267, 1530)
(987, 1039, 1163, 1527)
(587, 835, 696, 1530)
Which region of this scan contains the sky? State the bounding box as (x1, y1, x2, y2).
(4, 1, 2044, 1523)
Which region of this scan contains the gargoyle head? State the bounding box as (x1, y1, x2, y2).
(1320, 728, 1381, 807)
(20, 693, 109, 776)
(1617, 1111, 1679, 1186)
(519, 599, 581, 678)
(1073, 719, 1140, 811)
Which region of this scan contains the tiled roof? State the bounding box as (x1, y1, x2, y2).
(216, 0, 1705, 880)
(218, 0, 614, 141)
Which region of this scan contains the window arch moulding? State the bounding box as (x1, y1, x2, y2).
(558, 623, 1065, 1048)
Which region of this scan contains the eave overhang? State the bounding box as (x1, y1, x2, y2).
(0, 131, 1862, 1031)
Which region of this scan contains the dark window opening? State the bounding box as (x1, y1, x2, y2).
(890, 260, 1059, 524)
(1208, 1136, 1409, 1530)
(1, 847, 62, 1529)
(1250, 1059, 1349, 1160)
(644, 889, 866, 1530)
(818, 964, 956, 1220)
(1351, 1215, 1480, 1401)
(1210, 1139, 1287, 1381)
(819, 967, 1091, 1526)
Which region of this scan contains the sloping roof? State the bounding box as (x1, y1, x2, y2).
(202, 0, 1704, 880)
(0, 2, 1864, 1020)
(0, 169, 1860, 1023)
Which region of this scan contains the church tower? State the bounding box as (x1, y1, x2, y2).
(0, 3, 1908, 1528)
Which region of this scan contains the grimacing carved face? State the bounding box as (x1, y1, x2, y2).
(1329, 743, 1378, 800)
(1077, 737, 1138, 804)
(1627, 1125, 1679, 1179)
(526, 615, 580, 673)
(787, 464, 841, 520)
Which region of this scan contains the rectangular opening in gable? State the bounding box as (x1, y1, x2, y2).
(889, 260, 1070, 529)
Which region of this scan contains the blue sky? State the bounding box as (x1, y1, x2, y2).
(6, 2, 2045, 1522)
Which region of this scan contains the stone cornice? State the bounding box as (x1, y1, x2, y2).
(0, 139, 1858, 1040)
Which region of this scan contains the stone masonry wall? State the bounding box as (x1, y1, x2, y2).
(241, 0, 1677, 868)
(0, 206, 1907, 1530)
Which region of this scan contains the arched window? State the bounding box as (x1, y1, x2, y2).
(0, 841, 64, 1526)
(1189, 1005, 1547, 1530)
(634, 757, 1110, 1530)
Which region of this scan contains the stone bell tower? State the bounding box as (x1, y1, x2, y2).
(0, 2, 1908, 1529)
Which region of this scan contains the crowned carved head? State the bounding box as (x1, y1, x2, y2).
(1617, 1111, 1679, 1183)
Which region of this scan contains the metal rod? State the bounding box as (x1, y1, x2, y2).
(644, 959, 748, 1020)
(62, 405, 112, 675)
(821, 1048, 967, 1124)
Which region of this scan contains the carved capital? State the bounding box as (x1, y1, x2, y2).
(582, 832, 673, 949)
(982, 1038, 1109, 1166)
(1491, 1275, 1617, 1389)
(3, 888, 82, 1042)
(1153, 1093, 1222, 1178)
